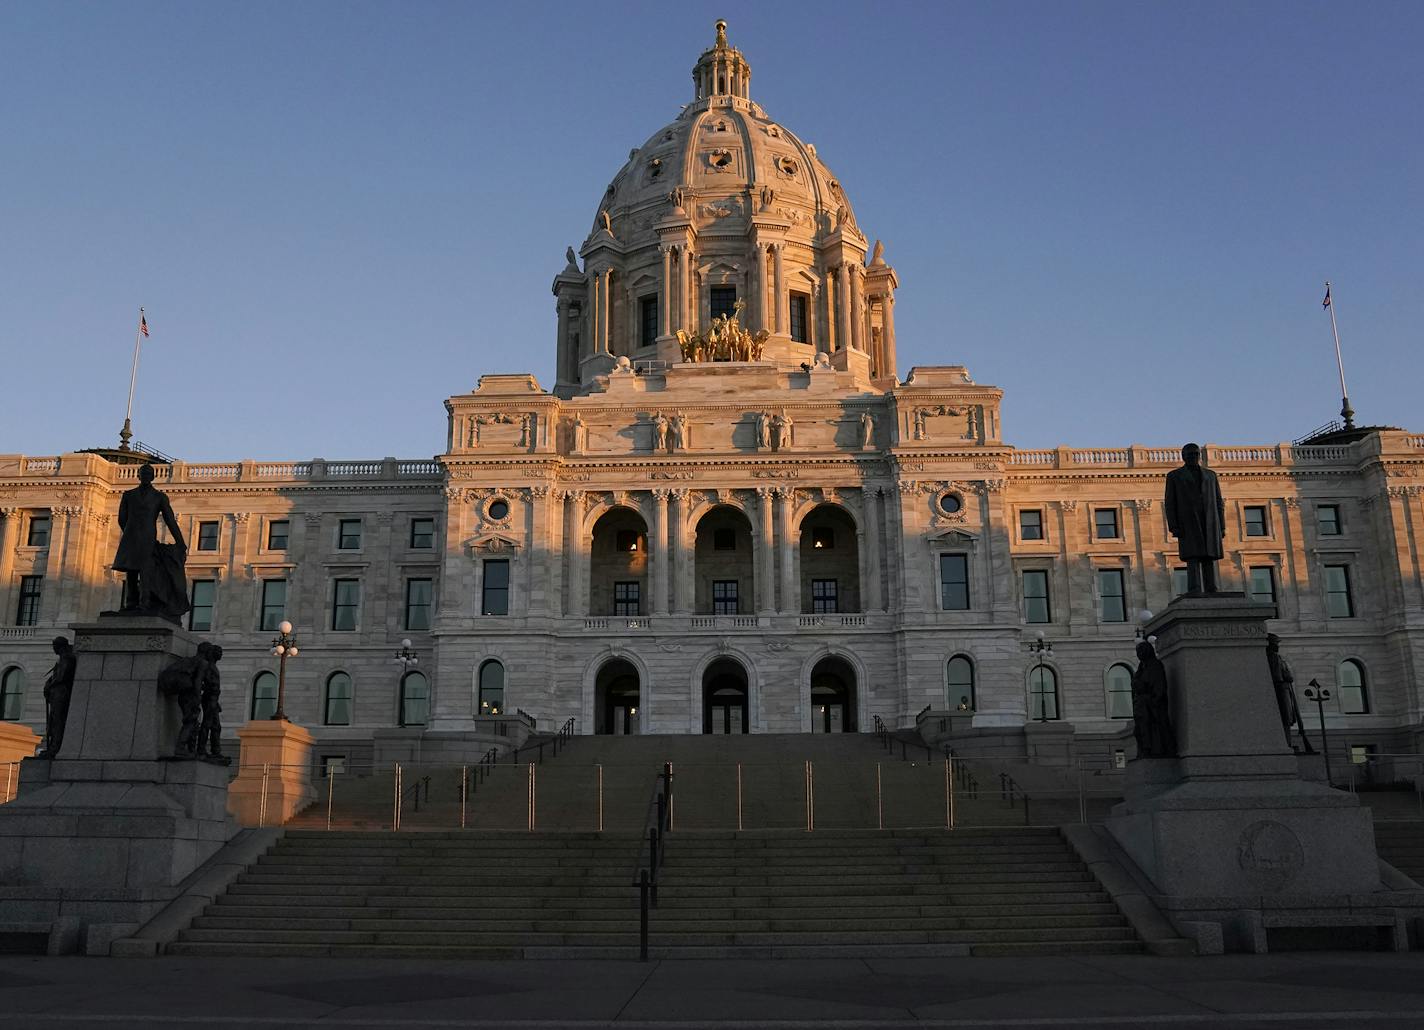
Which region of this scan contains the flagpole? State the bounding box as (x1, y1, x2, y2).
(119, 307, 144, 451)
(1324, 282, 1355, 430)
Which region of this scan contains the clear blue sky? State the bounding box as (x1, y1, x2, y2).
(2, 1, 1420, 460)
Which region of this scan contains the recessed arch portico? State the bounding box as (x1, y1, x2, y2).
(582, 648, 652, 735)
(799, 646, 867, 733)
(689, 646, 762, 734)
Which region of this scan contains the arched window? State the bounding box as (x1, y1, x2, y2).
(400, 671, 429, 727)
(947, 655, 975, 711)
(0, 668, 25, 721)
(478, 660, 505, 717)
(1106, 664, 1134, 719)
(1338, 659, 1369, 715)
(250, 671, 278, 720)
(1029, 665, 1059, 721)
(324, 672, 352, 726)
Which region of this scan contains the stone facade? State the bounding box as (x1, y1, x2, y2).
(1, 24, 1422, 769)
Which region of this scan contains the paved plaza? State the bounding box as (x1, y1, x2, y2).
(4, 953, 1424, 1029)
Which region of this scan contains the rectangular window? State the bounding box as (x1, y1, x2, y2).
(26, 515, 51, 548)
(1172, 567, 1189, 597)
(789, 292, 809, 343)
(712, 580, 739, 615)
(16, 575, 42, 626)
(324, 680, 352, 727)
(1324, 564, 1354, 618)
(410, 517, 435, 549)
(1244, 505, 1268, 537)
(1094, 508, 1119, 539)
(713, 528, 736, 551)
(710, 285, 737, 321)
(614, 580, 641, 616)
(331, 579, 360, 631)
(640, 294, 658, 348)
(260, 579, 287, 631)
(338, 518, 362, 550)
(321, 755, 348, 775)
(196, 521, 221, 551)
(1019, 509, 1044, 541)
(267, 519, 290, 550)
(1317, 504, 1342, 536)
(812, 579, 839, 614)
(1023, 570, 1051, 624)
(940, 554, 970, 611)
(1098, 569, 1127, 622)
(482, 559, 510, 616)
(405, 578, 433, 631)
(188, 580, 216, 632)
(1249, 566, 1277, 605)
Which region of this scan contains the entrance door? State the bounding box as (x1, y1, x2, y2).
(613, 704, 640, 735)
(810, 656, 856, 732)
(708, 696, 745, 734)
(702, 657, 750, 734)
(810, 703, 845, 733)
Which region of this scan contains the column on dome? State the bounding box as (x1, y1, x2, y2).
(773, 243, 787, 336)
(754, 243, 769, 332)
(755, 487, 775, 614)
(683, 249, 696, 332)
(588, 270, 603, 355)
(836, 264, 851, 352)
(850, 264, 865, 352)
(820, 269, 836, 352)
(651, 488, 670, 615)
(659, 246, 673, 338)
(881, 292, 897, 380)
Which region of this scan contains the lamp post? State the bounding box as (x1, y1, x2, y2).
(268, 620, 298, 721)
(1135, 608, 1155, 643)
(1029, 631, 1054, 722)
(393, 638, 419, 723)
(1304, 678, 1333, 785)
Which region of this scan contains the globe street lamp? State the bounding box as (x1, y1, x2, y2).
(393, 638, 419, 723)
(269, 620, 298, 721)
(1304, 679, 1333, 786)
(1030, 631, 1054, 722)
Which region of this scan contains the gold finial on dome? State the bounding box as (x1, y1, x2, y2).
(715, 19, 728, 48)
(694, 20, 750, 101)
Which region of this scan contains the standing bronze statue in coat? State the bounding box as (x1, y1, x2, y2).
(113, 463, 189, 622)
(1164, 443, 1225, 593)
(1130, 640, 1175, 758)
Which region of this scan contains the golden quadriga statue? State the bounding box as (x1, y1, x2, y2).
(675, 300, 770, 363)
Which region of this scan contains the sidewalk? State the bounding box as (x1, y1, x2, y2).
(5, 953, 1424, 1029)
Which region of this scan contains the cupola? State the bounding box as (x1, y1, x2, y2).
(692, 20, 751, 101)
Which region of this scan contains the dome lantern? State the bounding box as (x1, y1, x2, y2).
(693, 20, 751, 102)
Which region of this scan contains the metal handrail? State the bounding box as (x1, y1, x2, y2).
(402, 773, 431, 813)
(999, 772, 1032, 826)
(873, 714, 936, 762)
(634, 761, 674, 962)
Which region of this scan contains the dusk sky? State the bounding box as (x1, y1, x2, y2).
(2, 2, 1420, 461)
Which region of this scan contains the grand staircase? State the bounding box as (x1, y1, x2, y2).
(165, 733, 1142, 957)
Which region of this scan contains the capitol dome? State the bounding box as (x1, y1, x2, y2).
(551, 21, 900, 396)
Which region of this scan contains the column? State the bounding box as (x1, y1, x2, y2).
(850, 264, 865, 352)
(40, 509, 72, 625)
(0, 509, 17, 623)
(651, 489, 670, 615)
(600, 270, 612, 353)
(821, 272, 836, 352)
(567, 492, 587, 617)
(659, 247, 673, 338)
(863, 487, 883, 611)
(555, 298, 571, 381)
(671, 489, 693, 612)
(754, 244, 769, 331)
(836, 264, 851, 352)
(683, 250, 695, 331)
(755, 487, 776, 615)
(547, 489, 565, 617)
(773, 243, 787, 335)
(588, 271, 602, 355)
(776, 487, 797, 614)
(881, 292, 897, 379)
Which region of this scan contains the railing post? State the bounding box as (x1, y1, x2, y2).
(736, 763, 743, 832)
(393, 763, 402, 831)
(946, 758, 954, 830)
(259, 762, 270, 828)
(527, 762, 536, 832)
(1077, 761, 1086, 825)
(597, 764, 604, 833)
(649, 828, 660, 907)
(460, 765, 468, 829)
(876, 762, 883, 830)
(326, 766, 335, 831)
(639, 869, 650, 961)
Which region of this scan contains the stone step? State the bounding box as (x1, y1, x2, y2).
(251, 856, 1086, 875)
(266, 839, 1070, 856)
(206, 900, 1124, 920)
(224, 879, 1103, 899)
(233, 870, 1092, 889)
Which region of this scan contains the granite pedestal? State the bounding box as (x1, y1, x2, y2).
(0, 617, 237, 954)
(228, 719, 315, 826)
(1106, 596, 1424, 953)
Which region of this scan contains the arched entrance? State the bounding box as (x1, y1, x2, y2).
(810, 655, 856, 733)
(693, 505, 755, 614)
(702, 657, 749, 734)
(799, 504, 860, 613)
(589, 507, 649, 616)
(595, 658, 641, 735)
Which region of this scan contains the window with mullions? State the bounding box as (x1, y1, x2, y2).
(1244, 505, 1268, 537)
(196, 521, 220, 551)
(1317, 504, 1342, 536)
(405, 579, 432, 631)
(1019, 509, 1043, 541)
(789, 292, 809, 343)
(338, 519, 362, 550)
(640, 295, 658, 347)
(1098, 569, 1127, 622)
(1106, 663, 1133, 718)
(811, 579, 838, 614)
(189, 580, 216, 632)
(410, 517, 435, 549)
(1324, 564, 1354, 618)
(710, 286, 737, 321)
(940, 555, 970, 610)
(1338, 659, 1369, 714)
(1172, 567, 1189, 597)
(1023, 570, 1051, 624)
(1249, 566, 1277, 605)
(947, 655, 975, 710)
(1029, 665, 1059, 721)
(478, 660, 505, 716)
(331, 579, 360, 631)
(324, 672, 352, 726)
(614, 581, 641, 616)
(259, 579, 286, 631)
(0, 668, 25, 720)
(251, 672, 278, 720)
(267, 520, 289, 550)
(16, 575, 42, 626)
(399, 672, 429, 726)
(712, 580, 739, 615)
(1094, 508, 1119, 539)
(26, 515, 51, 548)
(482, 560, 510, 616)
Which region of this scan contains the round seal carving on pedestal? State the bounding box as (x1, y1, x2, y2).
(1236, 820, 1304, 892)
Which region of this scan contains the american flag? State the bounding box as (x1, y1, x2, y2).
(139, 312, 149, 337)
(1322, 285, 1332, 310)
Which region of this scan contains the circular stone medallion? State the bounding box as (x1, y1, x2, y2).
(1236, 820, 1304, 892)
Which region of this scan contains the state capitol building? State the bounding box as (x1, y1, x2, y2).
(2, 24, 1421, 772)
